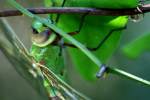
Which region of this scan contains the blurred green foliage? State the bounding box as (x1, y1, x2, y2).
(123, 33, 150, 58)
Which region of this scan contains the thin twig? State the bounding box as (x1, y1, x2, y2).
(1, 4, 150, 17)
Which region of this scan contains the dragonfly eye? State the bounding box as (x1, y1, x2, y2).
(32, 28, 52, 44)
(32, 27, 39, 34)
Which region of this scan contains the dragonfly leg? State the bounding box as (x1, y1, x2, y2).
(51, 40, 76, 48)
(67, 12, 89, 36)
(87, 26, 127, 51)
(61, 43, 76, 48)
(55, 0, 67, 23)
(49, 0, 67, 23)
(49, 0, 56, 23)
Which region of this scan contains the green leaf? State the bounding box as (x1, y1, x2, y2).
(122, 33, 150, 58)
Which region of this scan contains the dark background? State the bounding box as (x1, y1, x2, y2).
(0, 1, 150, 100)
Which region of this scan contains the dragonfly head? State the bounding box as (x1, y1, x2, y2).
(31, 20, 56, 47)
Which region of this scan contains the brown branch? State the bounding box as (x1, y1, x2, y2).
(0, 4, 150, 17)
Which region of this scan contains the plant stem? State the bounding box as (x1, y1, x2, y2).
(8, 0, 150, 86)
(108, 68, 150, 86)
(1, 4, 150, 17)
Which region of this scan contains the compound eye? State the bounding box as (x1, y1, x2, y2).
(32, 27, 39, 34)
(31, 28, 50, 44)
